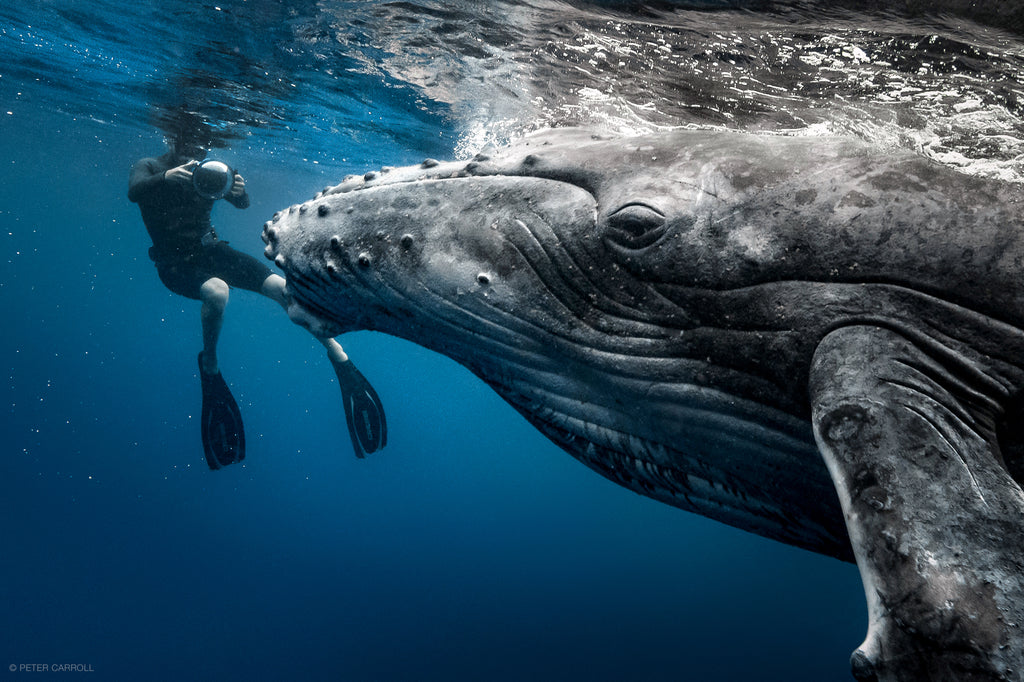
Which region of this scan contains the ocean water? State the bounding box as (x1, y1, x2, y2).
(3, 2, 1023, 680)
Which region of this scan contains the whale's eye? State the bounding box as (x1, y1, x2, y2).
(605, 202, 667, 249)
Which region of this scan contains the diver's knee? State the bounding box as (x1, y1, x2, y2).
(261, 274, 288, 306)
(200, 278, 230, 308)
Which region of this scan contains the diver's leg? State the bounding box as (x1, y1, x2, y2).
(320, 337, 348, 364)
(259, 273, 382, 455)
(196, 276, 244, 468)
(199, 277, 229, 374)
(809, 325, 1024, 682)
(260, 273, 349, 361)
(260, 273, 289, 310)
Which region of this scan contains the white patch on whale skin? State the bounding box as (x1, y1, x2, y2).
(728, 223, 780, 263)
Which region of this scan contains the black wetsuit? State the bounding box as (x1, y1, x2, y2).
(128, 152, 272, 300)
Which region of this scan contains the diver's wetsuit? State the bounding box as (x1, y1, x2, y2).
(128, 152, 271, 300)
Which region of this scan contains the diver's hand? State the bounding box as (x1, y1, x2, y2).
(164, 160, 198, 185)
(228, 173, 246, 198)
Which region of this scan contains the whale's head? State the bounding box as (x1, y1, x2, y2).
(267, 130, 700, 354)
(263, 128, 816, 344)
(262, 127, 876, 376)
(263, 127, 869, 560)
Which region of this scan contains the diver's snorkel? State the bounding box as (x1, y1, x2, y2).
(192, 159, 235, 200)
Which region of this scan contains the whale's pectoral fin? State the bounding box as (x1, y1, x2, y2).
(809, 325, 1024, 682)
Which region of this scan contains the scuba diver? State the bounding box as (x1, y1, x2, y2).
(128, 138, 386, 468)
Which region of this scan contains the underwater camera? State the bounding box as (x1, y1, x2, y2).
(192, 159, 235, 200)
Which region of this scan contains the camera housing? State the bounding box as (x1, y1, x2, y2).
(192, 159, 235, 200)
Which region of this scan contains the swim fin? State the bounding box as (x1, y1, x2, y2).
(333, 359, 387, 458)
(198, 352, 246, 469)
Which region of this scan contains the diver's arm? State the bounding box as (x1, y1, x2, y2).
(128, 158, 196, 202)
(164, 161, 197, 185)
(127, 157, 166, 203)
(225, 172, 250, 209)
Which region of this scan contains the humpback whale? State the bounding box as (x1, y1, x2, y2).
(263, 128, 1024, 681)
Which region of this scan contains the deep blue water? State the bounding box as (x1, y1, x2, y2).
(4, 1, 1024, 680)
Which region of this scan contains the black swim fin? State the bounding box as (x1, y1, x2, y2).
(198, 352, 246, 470)
(334, 359, 387, 458)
